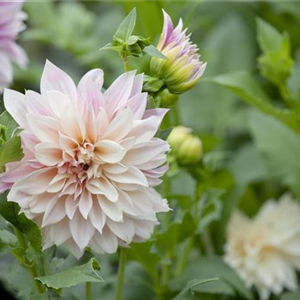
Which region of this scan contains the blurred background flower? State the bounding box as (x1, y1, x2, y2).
(224, 194, 300, 300)
(0, 0, 27, 91)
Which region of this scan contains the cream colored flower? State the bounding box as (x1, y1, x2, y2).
(224, 194, 300, 300)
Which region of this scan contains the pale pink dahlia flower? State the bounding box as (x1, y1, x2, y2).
(0, 0, 28, 90)
(0, 60, 170, 258)
(150, 10, 206, 94)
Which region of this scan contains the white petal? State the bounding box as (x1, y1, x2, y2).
(27, 114, 60, 143)
(79, 189, 93, 219)
(14, 168, 57, 195)
(41, 60, 77, 102)
(89, 200, 106, 234)
(94, 140, 126, 164)
(107, 218, 134, 243)
(69, 211, 95, 250)
(35, 143, 62, 166)
(98, 195, 123, 222)
(106, 166, 148, 187)
(4, 89, 27, 128)
(104, 70, 136, 116)
(42, 195, 65, 227)
(77, 69, 105, 113)
(103, 108, 133, 141)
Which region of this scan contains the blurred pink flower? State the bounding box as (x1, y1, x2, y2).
(0, 60, 170, 258)
(0, 0, 28, 90)
(150, 10, 206, 94)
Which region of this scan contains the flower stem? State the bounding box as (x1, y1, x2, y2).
(86, 282, 92, 300)
(13, 227, 45, 294)
(115, 247, 127, 300)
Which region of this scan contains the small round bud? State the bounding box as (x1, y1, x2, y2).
(168, 126, 202, 165)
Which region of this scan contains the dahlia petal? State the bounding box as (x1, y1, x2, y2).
(87, 178, 118, 202)
(107, 166, 148, 187)
(4, 88, 27, 128)
(65, 195, 78, 219)
(65, 239, 85, 259)
(98, 195, 123, 222)
(25, 90, 52, 116)
(60, 104, 86, 143)
(27, 114, 60, 143)
(29, 193, 56, 214)
(77, 69, 105, 112)
(0, 52, 13, 88)
(13, 168, 57, 195)
(46, 90, 71, 117)
(2, 41, 28, 68)
(89, 200, 106, 234)
(35, 143, 62, 166)
(130, 73, 144, 97)
(41, 60, 77, 102)
(104, 70, 136, 115)
(103, 108, 133, 141)
(121, 93, 148, 120)
(92, 228, 118, 254)
(79, 189, 93, 219)
(118, 190, 137, 216)
(123, 139, 169, 166)
(42, 196, 65, 227)
(69, 211, 95, 250)
(103, 163, 128, 175)
(95, 140, 126, 164)
(52, 218, 72, 246)
(47, 173, 68, 193)
(107, 218, 135, 243)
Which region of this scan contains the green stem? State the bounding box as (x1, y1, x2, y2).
(123, 59, 130, 72)
(115, 247, 127, 300)
(86, 282, 92, 300)
(175, 236, 194, 277)
(13, 227, 45, 294)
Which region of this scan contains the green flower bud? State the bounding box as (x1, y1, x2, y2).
(168, 126, 202, 165)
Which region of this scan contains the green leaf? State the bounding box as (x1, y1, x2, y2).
(127, 242, 160, 281)
(0, 135, 24, 172)
(114, 8, 136, 42)
(209, 70, 300, 132)
(0, 192, 42, 253)
(249, 111, 300, 196)
(158, 128, 173, 141)
(144, 45, 166, 59)
(256, 18, 293, 85)
(0, 111, 18, 140)
(173, 278, 219, 300)
(156, 212, 196, 252)
(0, 229, 17, 256)
(257, 18, 284, 53)
(143, 75, 165, 93)
(287, 50, 300, 103)
(36, 258, 103, 289)
(197, 189, 224, 232)
(169, 256, 253, 300)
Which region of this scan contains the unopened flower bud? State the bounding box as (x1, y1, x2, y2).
(168, 126, 202, 165)
(150, 10, 206, 95)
